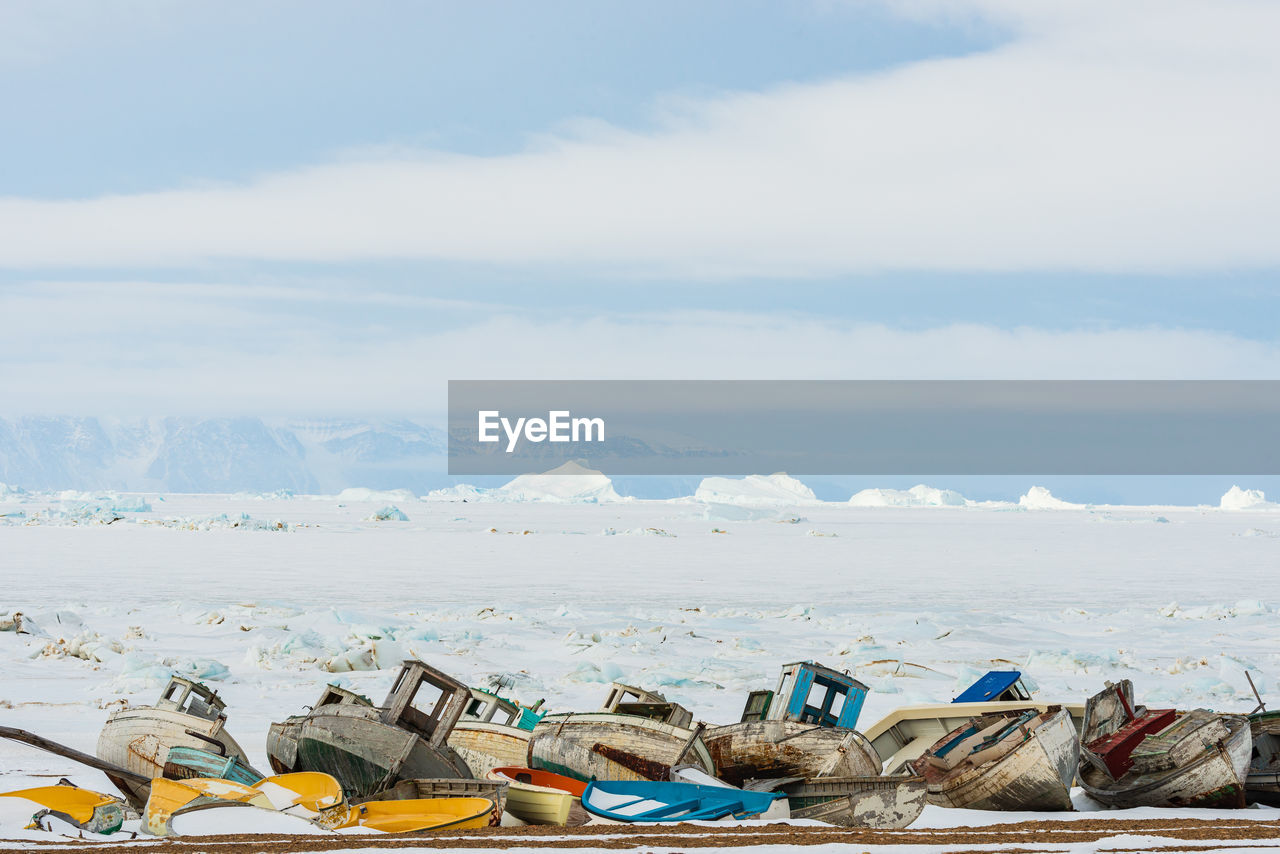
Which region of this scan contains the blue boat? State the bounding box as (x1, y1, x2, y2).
(951, 671, 1034, 704)
(163, 746, 264, 786)
(581, 780, 782, 823)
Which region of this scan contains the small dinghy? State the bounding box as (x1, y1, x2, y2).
(164, 746, 264, 786)
(344, 796, 493, 832)
(1079, 680, 1251, 809)
(369, 777, 508, 825)
(252, 772, 350, 829)
(912, 706, 1078, 811)
(143, 777, 272, 836)
(0, 785, 125, 834)
(581, 780, 782, 823)
(488, 766, 586, 826)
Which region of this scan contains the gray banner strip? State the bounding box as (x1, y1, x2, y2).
(448, 380, 1280, 475)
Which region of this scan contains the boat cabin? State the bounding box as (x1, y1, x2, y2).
(464, 686, 545, 731)
(739, 661, 868, 729)
(952, 671, 1035, 704)
(379, 660, 470, 748)
(601, 682, 694, 729)
(154, 676, 227, 722)
(314, 684, 372, 708)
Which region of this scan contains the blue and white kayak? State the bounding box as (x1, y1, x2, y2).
(581, 780, 782, 823)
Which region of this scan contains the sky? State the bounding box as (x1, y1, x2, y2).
(2, 0, 1279, 425)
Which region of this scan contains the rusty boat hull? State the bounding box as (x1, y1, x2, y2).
(528, 713, 714, 783)
(704, 720, 881, 786)
(782, 775, 927, 828)
(448, 721, 532, 777)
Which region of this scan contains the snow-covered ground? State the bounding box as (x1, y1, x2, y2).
(1, 483, 1279, 842)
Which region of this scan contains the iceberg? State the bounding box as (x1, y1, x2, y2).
(1220, 485, 1278, 511)
(693, 473, 817, 506)
(493, 460, 621, 503)
(849, 484, 969, 507)
(1018, 486, 1084, 509)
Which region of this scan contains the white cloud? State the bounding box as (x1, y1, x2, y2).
(2, 281, 1279, 413)
(1, 0, 1278, 274)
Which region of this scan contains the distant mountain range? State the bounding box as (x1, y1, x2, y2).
(0, 417, 449, 493)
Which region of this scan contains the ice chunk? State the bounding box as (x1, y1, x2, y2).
(366, 505, 409, 522)
(334, 487, 418, 503)
(694, 473, 817, 506)
(494, 460, 622, 503)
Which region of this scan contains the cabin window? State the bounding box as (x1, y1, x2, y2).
(827, 687, 846, 719)
(164, 682, 184, 702)
(466, 698, 485, 717)
(802, 677, 850, 726)
(411, 680, 444, 718)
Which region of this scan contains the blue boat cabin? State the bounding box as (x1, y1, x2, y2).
(739, 661, 868, 729)
(952, 670, 1035, 704)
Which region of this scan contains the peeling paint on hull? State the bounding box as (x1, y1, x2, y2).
(704, 721, 880, 786)
(784, 775, 927, 828)
(449, 722, 531, 776)
(528, 713, 714, 783)
(97, 709, 247, 809)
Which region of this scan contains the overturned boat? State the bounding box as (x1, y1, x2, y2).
(705, 661, 880, 786)
(528, 682, 714, 782)
(448, 684, 545, 776)
(96, 676, 251, 809)
(267, 659, 473, 799)
(912, 706, 1077, 811)
(1078, 680, 1251, 809)
(780, 775, 926, 828)
(863, 670, 1085, 774)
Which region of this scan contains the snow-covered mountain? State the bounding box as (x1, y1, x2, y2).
(0, 417, 447, 493)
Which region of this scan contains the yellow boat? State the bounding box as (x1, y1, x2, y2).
(0, 785, 124, 834)
(487, 766, 586, 826)
(144, 777, 272, 836)
(345, 796, 492, 832)
(252, 772, 351, 829)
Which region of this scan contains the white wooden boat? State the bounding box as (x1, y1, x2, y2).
(528, 683, 714, 782)
(862, 671, 1084, 774)
(912, 706, 1077, 811)
(96, 677, 250, 809)
(448, 686, 544, 776)
(780, 775, 926, 828)
(1078, 680, 1251, 809)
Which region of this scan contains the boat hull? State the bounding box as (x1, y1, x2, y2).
(97, 708, 248, 808)
(488, 766, 587, 826)
(528, 713, 714, 783)
(448, 721, 531, 776)
(704, 720, 880, 785)
(364, 778, 508, 825)
(782, 775, 927, 829)
(1080, 714, 1251, 809)
(919, 708, 1078, 811)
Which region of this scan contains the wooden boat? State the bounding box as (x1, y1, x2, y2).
(449, 686, 545, 776)
(96, 676, 251, 809)
(252, 772, 351, 829)
(1247, 710, 1280, 806)
(528, 682, 715, 782)
(862, 671, 1085, 774)
(488, 766, 587, 826)
(581, 780, 782, 823)
(358, 777, 508, 826)
(344, 796, 493, 832)
(706, 661, 880, 785)
(267, 660, 473, 799)
(780, 775, 926, 828)
(0, 785, 125, 834)
(1078, 680, 1251, 809)
(912, 706, 1078, 811)
(143, 777, 271, 836)
(164, 746, 264, 785)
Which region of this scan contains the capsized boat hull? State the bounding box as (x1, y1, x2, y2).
(143, 777, 271, 836)
(582, 780, 781, 823)
(0, 785, 125, 834)
(916, 708, 1078, 811)
(97, 708, 249, 808)
(348, 796, 493, 832)
(782, 775, 927, 829)
(704, 720, 880, 785)
(362, 778, 508, 826)
(529, 713, 714, 783)
(448, 721, 531, 776)
(488, 766, 586, 826)
(1080, 713, 1251, 809)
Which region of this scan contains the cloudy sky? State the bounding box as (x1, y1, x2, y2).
(2, 0, 1279, 415)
